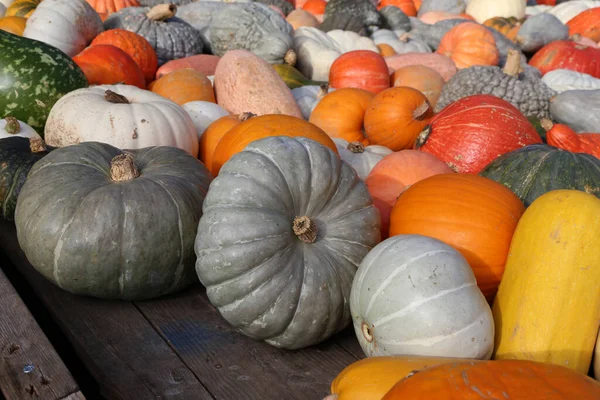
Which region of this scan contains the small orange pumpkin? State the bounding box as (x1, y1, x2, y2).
(388, 173, 525, 300)
(567, 7, 600, 42)
(0, 16, 27, 36)
(364, 86, 433, 151)
(437, 22, 499, 68)
(329, 50, 391, 94)
(150, 69, 215, 105)
(211, 115, 337, 175)
(90, 29, 158, 84)
(377, 43, 396, 57)
(390, 65, 445, 107)
(376, 0, 416, 16)
(309, 88, 374, 144)
(72, 44, 146, 89)
(483, 16, 522, 42)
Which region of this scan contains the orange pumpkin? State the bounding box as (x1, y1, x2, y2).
(0, 16, 27, 36)
(419, 11, 471, 24)
(437, 22, 499, 68)
(328, 356, 469, 400)
(150, 69, 215, 105)
(377, 43, 396, 57)
(382, 360, 600, 399)
(483, 17, 522, 42)
(90, 29, 158, 84)
(301, 0, 326, 16)
(391, 65, 445, 107)
(376, 0, 416, 16)
(388, 173, 525, 301)
(365, 150, 453, 238)
(211, 115, 337, 175)
(363, 86, 433, 151)
(309, 88, 374, 144)
(72, 44, 146, 89)
(329, 51, 391, 94)
(200, 112, 254, 174)
(85, 0, 139, 20)
(567, 7, 600, 42)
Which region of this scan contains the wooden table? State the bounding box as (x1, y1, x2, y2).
(0, 221, 365, 400)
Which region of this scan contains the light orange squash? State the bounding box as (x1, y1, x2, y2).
(286, 8, 319, 30)
(390, 65, 445, 107)
(151, 69, 215, 105)
(377, 43, 396, 57)
(385, 52, 457, 81)
(156, 54, 220, 80)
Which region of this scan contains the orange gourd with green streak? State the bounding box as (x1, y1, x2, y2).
(211, 115, 338, 175)
(5, 0, 42, 18)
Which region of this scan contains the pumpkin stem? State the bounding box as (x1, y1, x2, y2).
(284, 49, 297, 67)
(540, 118, 554, 132)
(110, 153, 140, 182)
(398, 32, 410, 43)
(412, 101, 431, 121)
(4, 116, 20, 134)
(503, 50, 523, 76)
(414, 126, 431, 149)
(105, 90, 130, 104)
(361, 322, 374, 343)
(293, 215, 317, 243)
(317, 83, 329, 100)
(238, 112, 256, 122)
(347, 141, 365, 153)
(29, 138, 47, 153)
(146, 4, 177, 21)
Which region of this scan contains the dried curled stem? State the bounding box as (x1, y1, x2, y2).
(293, 215, 317, 243)
(110, 153, 140, 182)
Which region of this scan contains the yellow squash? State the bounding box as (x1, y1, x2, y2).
(326, 356, 469, 400)
(492, 189, 600, 374)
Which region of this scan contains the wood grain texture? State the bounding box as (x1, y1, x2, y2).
(136, 287, 360, 400)
(0, 221, 213, 400)
(0, 265, 79, 400)
(60, 391, 86, 400)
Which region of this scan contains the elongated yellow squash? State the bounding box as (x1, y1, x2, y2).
(326, 356, 469, 400)
(492, 190, 600, 374)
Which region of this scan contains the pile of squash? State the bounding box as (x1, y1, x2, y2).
(2, 0, 600, 397)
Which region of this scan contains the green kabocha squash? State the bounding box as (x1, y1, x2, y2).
(435, 50, 555, 119)
(195, 136, 381, 349)
(0, 30, 88, 133)
(480, 144, 600, 207)
(15, 142, 212, 301)
(0, 136, 54, 221)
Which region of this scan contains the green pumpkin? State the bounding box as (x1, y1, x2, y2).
(15, 142, 212, 301)
(0, 30, 88, 133)
(0, 136, 54, 221)
(480, 144, 600, 207)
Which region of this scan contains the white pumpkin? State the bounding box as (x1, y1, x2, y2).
(0, 118, 41, 140)
(466, 0, 526, 23)
(0, 3, 6, 17)
(525, 5, 551, 17)
(291, 84, 334, 120)
(333, 139, 392, 180)
(542, 69, 600, 93)
(350, 234, 495, 359)
(183, 101, 229, 139)
(293, 27, 379, 81)
(547, 0, 600, 24)
(371, 29, 432, 54)
(23, 0, 103, 57)
(44, 85, 199, 157)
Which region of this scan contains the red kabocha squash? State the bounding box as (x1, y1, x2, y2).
(0, 16, 26, 36)
(382, 360, 600, 399)
(329, 51, 391, 94)
(90, 29, 157, 84)
(309, 88, 374, 144)
(389, 173, 525, 300)
(150, 69, 215, 106)
(377, 0, 416, 16)
(437, 22, 499, 69)
(529, 40, 600, 77)
(72, 44, 146, 89)
(364, 86, 434, 151)
(156, 54, 220, 80)
(566, 7, 600, 43)
(543, 119, 600, 159)
(391, 65, 445, 107)
(415, 95, 542, 174)
(85, 0, 139, 20)
(365, 150, 453, 238)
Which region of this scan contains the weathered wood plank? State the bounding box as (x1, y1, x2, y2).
(60, 391, 86, 400)
(0, 264, 79, 400)
(335, 328, 366, 360)
(137, 288, 360, 400)
(0, 221, 213, 400)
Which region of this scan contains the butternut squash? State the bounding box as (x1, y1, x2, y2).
(492, 190, 600, 374)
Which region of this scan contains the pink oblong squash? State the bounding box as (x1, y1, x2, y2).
(156, 54, 221, 80)
(385, 52, 457, 81)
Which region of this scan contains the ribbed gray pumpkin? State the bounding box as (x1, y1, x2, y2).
(209, 3, 295, 65)
(515, 13, 569, 53)
(550, 89, 600, 133)
(195, 136, 381, 349)
(103, 4, 204, 66)
(15, 142, 212, 301)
